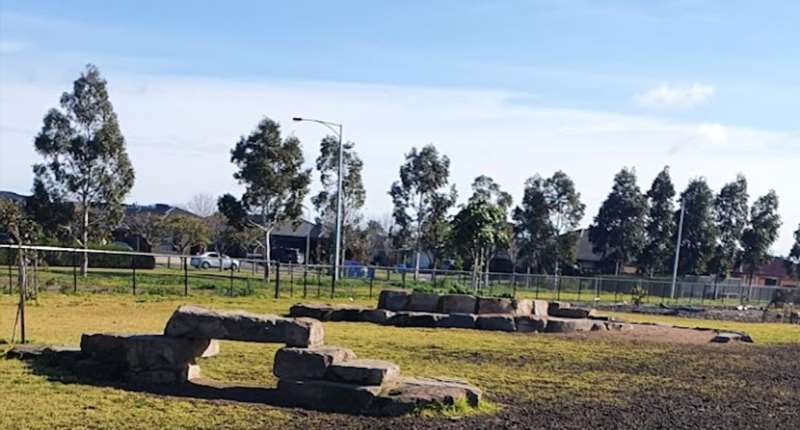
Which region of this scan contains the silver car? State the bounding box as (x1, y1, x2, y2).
(190, 252, 240, 270)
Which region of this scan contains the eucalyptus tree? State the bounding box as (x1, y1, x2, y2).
(675, 178, 717, 275)
(639, 167, 676, 277)
(709, 174, 749, 280)
(513, 175, 552, 272)
(789, 224, 800, 279)
(420, 185, 458, 270)
(469, 175, 512, 283)
(156, 214, 210, 255)
(311, 136, 366, 266)
(741, 191, 781, 286)
(32, 64, 134, 275)
(451, 194, 508, 291)
(218, 117, 311, 280)
(589, 168, 647, 274)
(388, 145, 451, 277)
(543, 171, 585, 276)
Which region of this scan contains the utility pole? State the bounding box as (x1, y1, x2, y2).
(670, 200, 686, 300)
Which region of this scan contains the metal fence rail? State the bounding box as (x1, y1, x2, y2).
(1, 244, 794, 307)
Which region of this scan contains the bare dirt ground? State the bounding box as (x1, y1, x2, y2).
(564, 323, 726, 345)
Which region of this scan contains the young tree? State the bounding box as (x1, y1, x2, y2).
(156, 214, 209, 255)
(388, 145, 451, 277)
(675, 178, 717, 275)
(0, 200, 40, 343)
(420, 185, 458, 270)
(589, 168, 647, 274)
(639, 167, 676, 277)
(218, 118, 311, 280)
(741, 190, 781, 286)
(709, 174, 749, 280)
(311, 136, 366, 265)
(469, 176, 512, 282)
(543, 171, 585, 276)
(513, 175, 553, 272)
(451, 196, 508, 291)
(185, 193, 218, 217)
(788, 224, 800, 279)
(32, 64, 135, 275)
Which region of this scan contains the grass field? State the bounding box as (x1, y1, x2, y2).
(1, 291, 799, 429)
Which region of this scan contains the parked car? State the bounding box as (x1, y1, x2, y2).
(190, 252, 240, 270)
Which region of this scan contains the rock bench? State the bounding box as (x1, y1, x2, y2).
(289, 290, 618, 333)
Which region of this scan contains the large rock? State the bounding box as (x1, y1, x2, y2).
(273, 346, 356, 380)
(476, 314, 516, 332)
(547, 301, 571, 315)
(710, 332, 753, 343)
(390, 311, 443, 328)
(289, 303, 369, 322)
(378, 289, 410, 311)
(406, 292, 440, 312)
(327, 359, 400, 385)
(371, 377, 482, 416)
(531, 300, 549, 316)
(164, 305, 323, 347)
(436, 313, 477, 329)
(81, 333, 210, 372)
(440, 294, 477, 314)
(549, 307, 596, 319)
(362, 308, 395, 324)
(512, 299, 533, 316)
(277, 379, 383, 413)
(476, 297, 514, 314)
(543, 317, 595, 333)
(515, 315, 547, 332)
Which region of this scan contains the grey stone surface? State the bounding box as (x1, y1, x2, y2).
(710, 332, 753, 343)
(515, 315, 547, 332)
(371, 376, 482, 416)
(327, 359, 400, 385)
(362, 308, 395, 324)
(549, 307, 596, 319)
(273, 346, 357, 380)
(440, 294, 477, 314)
(391, 311, 443, 328)
(476, 297, 514, 314)
(512, 299, 533, 316)
(543, 317, 595, 333)
(406, 292, 441, 312)
(201, 339, 219, 358)
(531, 300, 549, 316)
(436, 313, 477, 329)
(81, 333, 210, 371)
(605, 322, 632, 331)
(277, 379, 383, 413)
(476, 314, 516, 332)
(289, 303, 370, 322)
(378, 289, 410, 311)
(164, 305, 323, 347)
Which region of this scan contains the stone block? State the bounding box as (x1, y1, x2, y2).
(406, 292, 440, 312)
(327, 359, 400, 385)
(164, 305, 323, 347)
(201, 340, 220, 358)
(362, 308, 395, 324)
(512, 299, 533, 315)
(549, 307, 596, 319)
(273, 346, 357, 380)
(710, 332, 753, 343)
(515, 315, 547, 333)
(81, 333, 210, 371)
(391, 311, 443, 328)
(476, 297, 514, 314)
(440, 294, 477, 314)
(543, 317, 595, 333)
(605, 322, 632, 331)
(290, 303, 370, 322)
(277, 379, 382, 413)
(476, 314, 516, 332)
(436, 313, 477, 329)
(378, 289, 410, 311)
(531, 300, 549, 316)
(370, 376, 482, 416)
(547, 301, 571, 315)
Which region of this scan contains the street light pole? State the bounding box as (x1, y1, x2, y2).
(293, 117, 344, 288)
(670, 200, 686, 300)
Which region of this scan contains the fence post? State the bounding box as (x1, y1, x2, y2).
(131, 255, 137, 295)
(72, 251, 78, 293)
(402, 270, 406, 290)
(535, 276, 540, 299)
(317, 266, 322, 298)
(303, 265, 308, 298)
(229, 265, 234, 297)
(330, 263, 335, 299)
(275, 262, 281, 299)
(614, 281, 620, 303)
(6, 249, 12, 294)
(556, 275, 561, 301)
(183, 257, 188, 296)
(577, 278, 583, 302)
(369, 269, 374, 299)
(701, 284, 707, 304)
(289, 263, 294, 298)
(511, 271, 517, 299)
(167, 256, 171, 269)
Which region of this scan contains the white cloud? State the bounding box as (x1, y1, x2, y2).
(0, 40, 27, 54)
(634, 83, 715, 109)
(1, 75, 798, 253)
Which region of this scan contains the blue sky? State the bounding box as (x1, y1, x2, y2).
(1, 1, 798, 252)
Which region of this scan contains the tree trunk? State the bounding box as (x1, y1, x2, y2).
(17, 242, 27, 343)
(264, 229, 271, 283)
(414, 194, 423, 280)
(81, 204, 89, 276)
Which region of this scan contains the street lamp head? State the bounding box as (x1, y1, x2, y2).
(292, 117, 303, 122)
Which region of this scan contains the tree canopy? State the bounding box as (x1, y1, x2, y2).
(638, 166, 675, 276)
(741, 190, 781, 283)
(675, 178, 717, 275)
(709, 174, 749, 279)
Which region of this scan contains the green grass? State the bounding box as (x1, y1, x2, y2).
(1, 292, 798, 429)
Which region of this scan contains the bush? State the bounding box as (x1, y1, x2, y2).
(42, 244, 156, 269)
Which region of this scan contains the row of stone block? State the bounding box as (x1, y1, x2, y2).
(378, 290, 549, 316)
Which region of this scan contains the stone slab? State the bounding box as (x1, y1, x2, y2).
(327, 359, 400, 385)
(440, 294, 477, 314)
(547, 301, 572, 315)
(378, 289, 410, 311)
(201, 339, 220, 358)
(371, 376, 482, 416)
(273, 346, 357, 380)
(710, 332, 753, 343)
(549, 307, 596, 319)
(515, 315, 547, 333)
(406, 292, 440, 312)
(390, 311, 444, 328)
(476, 314, 516, 332)
(164, 305, 323, 347)
(531, 300, 549, 316)
(512, 299, 533, 316)
(289, 303, 370, 322)
(277, 379, 382, 413)
(125, 364, 200, 385)
(543, 317, 595, 333)
(81, 333, 210, 371)
(362, 308, 395, 324)
(476, 297, 514, 314)
(436, 313, 477, 329)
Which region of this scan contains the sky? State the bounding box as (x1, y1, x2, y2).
(0, 0, 798, 253)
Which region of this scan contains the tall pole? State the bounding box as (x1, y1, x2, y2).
(334, 123, 343, 282)
(670, 200, 686, 300)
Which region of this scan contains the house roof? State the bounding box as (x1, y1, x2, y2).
(124, 203, 199, 219)
(270, 219, 323, 238)
(574, 229, 603, 262)
(736, 257, 792, 279)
